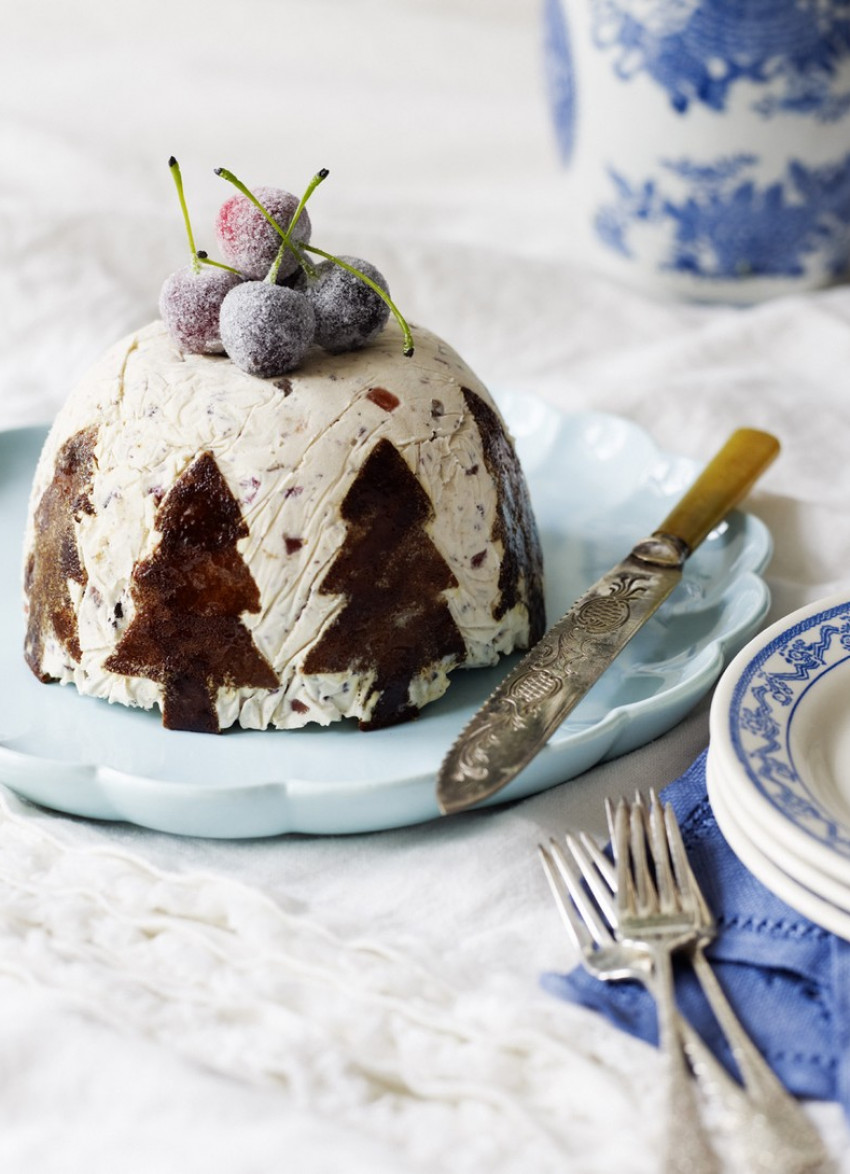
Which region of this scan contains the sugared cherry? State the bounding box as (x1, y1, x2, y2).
(159, 265, 242, 355)
(219, 283, 315, 377)
(159, 157, 241, 354)
(215, 183, 311, 282)
(297, 255, 391, 352)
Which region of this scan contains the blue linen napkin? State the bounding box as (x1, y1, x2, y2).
(542, 749, 850, 1115)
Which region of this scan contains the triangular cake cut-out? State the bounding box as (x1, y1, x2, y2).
(303, 439, 466, 728)
(105, 451, 278, 733)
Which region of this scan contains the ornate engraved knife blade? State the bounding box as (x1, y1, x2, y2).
(436, 428, 780, 815)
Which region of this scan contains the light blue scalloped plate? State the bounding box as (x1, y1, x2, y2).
(0, 400, 773, 837)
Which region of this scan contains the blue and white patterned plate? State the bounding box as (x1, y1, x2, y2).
(707, 750, 850, 939)
(708, 591, 850, 891)
(0, 402, 773, 838)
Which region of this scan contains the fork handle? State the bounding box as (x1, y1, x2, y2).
(690, 944, 830, 1172)
(651, 948, 722, 1174)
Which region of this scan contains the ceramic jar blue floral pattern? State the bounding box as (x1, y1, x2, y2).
(544, 0, 850, 299)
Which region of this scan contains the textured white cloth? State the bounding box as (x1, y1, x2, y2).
(2, 1, 850, 1170)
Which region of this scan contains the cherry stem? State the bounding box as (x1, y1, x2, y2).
(288, 168, 329, 240)
(303, 244, 415, 356)
(266, 169, 329, 283)
(288, 241, 319, 280)
(196, 251, 243, 276)
(169, 156, 200, 274)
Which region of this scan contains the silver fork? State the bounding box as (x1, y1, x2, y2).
(538, 832, 747, 1107)
(541, 802, 833, 1174)
(635, 791, 832, 1174)
(609, 796, 722, 1174)
(538, 837, 723, 1173)
(542, 828, 795, 1134)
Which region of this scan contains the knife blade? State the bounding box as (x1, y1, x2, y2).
(436, 427, 779, 815)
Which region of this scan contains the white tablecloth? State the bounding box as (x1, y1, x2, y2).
(2, 2, 849, 1170)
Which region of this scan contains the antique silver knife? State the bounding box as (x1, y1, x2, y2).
(436, 428, 779, 815)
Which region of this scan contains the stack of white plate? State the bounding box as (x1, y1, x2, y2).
(707, 589, 850, 941)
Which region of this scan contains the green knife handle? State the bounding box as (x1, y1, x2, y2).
(655, 428, 779, 555)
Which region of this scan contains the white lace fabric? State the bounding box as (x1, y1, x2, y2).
(0, 785, 656, 1174)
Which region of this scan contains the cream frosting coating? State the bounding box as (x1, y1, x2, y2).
(23, 320, 542, 730)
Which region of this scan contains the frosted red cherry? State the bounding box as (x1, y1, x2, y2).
(215, 185, 312, 283)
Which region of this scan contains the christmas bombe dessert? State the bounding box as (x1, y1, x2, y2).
(22, 163, 545, 734)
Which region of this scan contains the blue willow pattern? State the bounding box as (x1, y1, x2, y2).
(542, 0, 850, 280)
(595, 153, 850, 278)
(729, 603, 850, 854)
(543, 0, 577, 162)
(588, 0, 850, 117)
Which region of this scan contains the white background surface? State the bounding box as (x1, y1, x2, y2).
(2, 1, 850, 1170)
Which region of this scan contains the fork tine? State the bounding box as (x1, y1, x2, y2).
(663, 802, 711, 927)
(578, 831, 616, 895)
(566, 833, 617, 934)
(549, 838, 615, 948)
(648, 789, 678, 915)
(537, 843, 593, 956)
(629, 794, 656, 914)
(662, 799, 691, 894)
(613, 799, 633, 917)
(604, 795, 616, 842)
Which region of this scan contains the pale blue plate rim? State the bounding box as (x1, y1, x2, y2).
(0, 399, 773, 838)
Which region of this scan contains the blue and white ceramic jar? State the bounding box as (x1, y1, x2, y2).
(543, 0, 850, 300)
